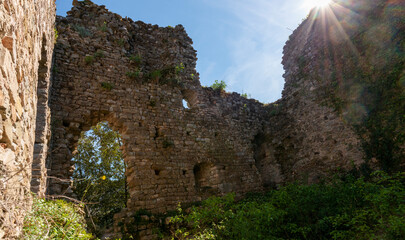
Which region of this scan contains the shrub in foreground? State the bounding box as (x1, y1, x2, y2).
(167, 171, 405, 239)
(23, 197, 93, 240)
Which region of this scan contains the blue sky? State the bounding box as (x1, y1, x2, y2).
(56, 0, 318, 103)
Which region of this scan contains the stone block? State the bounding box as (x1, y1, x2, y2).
(1, 36, 13, 51)
(1, 118, 13, 145)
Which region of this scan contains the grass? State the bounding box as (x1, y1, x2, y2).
(23, 197, 93, 239)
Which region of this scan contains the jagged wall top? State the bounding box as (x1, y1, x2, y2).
(58, 0, 201, 92)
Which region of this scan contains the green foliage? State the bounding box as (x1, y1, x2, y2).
(84, 55, 94, 65)
(126, 70, 141, 79)
(175, 63, 184, 74)
(101, 82, 114, 91)
(23, 197, 93, 239)
(241, 93, 250, 99)
(54, 28, 59, 44)
(269, 103, 282, 116)
(93, 50, 105, 59)
(72, 122, 127, 236)
(84, 50, 104, 65)
(211, 80, 227, 91)
(129, 54, 142, 65)
(126, 55, 142, 80)
(100, 21, 107, 32)
(148, 70, 162, 81)
(136, 64, 185, 87)
(72, 24, 92, 38)
(166, 171, 405, 239)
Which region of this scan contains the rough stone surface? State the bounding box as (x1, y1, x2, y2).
(257, 0, 404, 185)
(48, 1, 267, 213)
(45, 0, 403, 238)
(0, 0, 403, 239)
(0, 0, 55, 238)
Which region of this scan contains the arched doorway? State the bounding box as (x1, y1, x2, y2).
(72, 121, 128, 236)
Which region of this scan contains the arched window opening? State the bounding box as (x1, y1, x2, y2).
(193, 162, 218, 193)
(72, 121, 127, 236)
(181, 89, 197, 109)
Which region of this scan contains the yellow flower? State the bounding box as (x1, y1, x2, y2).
(101, 175, 106, 180)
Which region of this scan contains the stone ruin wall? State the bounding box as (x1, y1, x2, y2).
(256, 6, 366, 185)
(1, 0, 402, 238)
(47, 0, 402, 223)
(258, 0, 404, 185)
(0, 0, 55, 238)
(48, 1, 268, 215)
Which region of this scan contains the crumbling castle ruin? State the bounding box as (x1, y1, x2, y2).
(1, 0, 403, 238)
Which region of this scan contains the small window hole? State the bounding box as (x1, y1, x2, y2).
(182, 99, 190, 109)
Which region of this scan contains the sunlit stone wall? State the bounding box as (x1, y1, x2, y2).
(259, 0, 404, 183)
(0, 0, 55, 238)
(48, 1, 267, 215)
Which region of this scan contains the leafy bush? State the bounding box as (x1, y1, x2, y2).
(23, 197, 93, 239)
(210, 80, 227, 91)
(167, 171, 405, 239)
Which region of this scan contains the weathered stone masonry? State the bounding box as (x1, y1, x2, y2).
(0, 0, 55, 238)
(1, 0, 403, 238)
(48, 1, 268, 214)
(259, 0, 404, 184)
(39, 0, 405, 219)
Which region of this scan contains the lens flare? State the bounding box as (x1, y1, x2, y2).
(304, 0, 332, 10)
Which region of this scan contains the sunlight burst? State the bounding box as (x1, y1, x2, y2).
(304, 0, 332, 9)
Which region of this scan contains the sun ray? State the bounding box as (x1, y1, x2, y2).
(297, 1, 376, 119)
(302, 0, 332, 12)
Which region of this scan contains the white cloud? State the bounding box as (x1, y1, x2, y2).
(203, 0, 310, 103)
